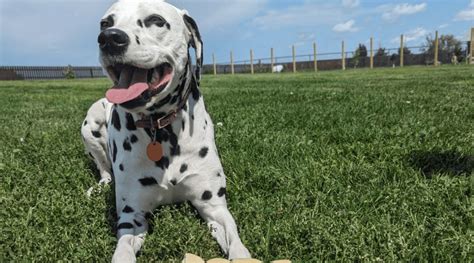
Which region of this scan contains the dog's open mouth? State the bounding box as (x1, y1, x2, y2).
(105, 63, 173, 104)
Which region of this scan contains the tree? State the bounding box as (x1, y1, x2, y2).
(422, 34, 463, 63)
(352, 44, 368, 68)
(63, 65, 76, 79)
(356, 44, 368, 57)
(398, 47, 412, 55)
(375, 47, 388, 57)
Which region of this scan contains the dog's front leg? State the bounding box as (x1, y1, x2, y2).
(112, 212, 148, 263)
(192, 201, 251, 260)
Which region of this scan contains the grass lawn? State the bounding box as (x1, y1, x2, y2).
(0, 65, 473, 262)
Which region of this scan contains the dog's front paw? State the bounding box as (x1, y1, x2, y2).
(112, 235, 139, 263)
(86, 178, 112, 197)
(228, 241, 251, 260)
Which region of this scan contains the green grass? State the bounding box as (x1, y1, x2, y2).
(0, 66, 473, 262)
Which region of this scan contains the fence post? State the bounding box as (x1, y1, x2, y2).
(370, 37, 374, 69)
(212, 53, 217, 75)
(230, 51, 234, 75)
(250, 49, 254, 74)
(470, 27, 474, 65)
(342, 41, 346, 70)
(313, 42, 318, 72)
(292, 45, 296, 73)
(434, 31, 439, 66)
(400, 34, 404, 67)
(271, 48, 275, 73)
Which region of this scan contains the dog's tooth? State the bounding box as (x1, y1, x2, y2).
(151, 68, 160, 84)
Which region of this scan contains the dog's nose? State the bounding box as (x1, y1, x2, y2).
(98, 29, 130, 55)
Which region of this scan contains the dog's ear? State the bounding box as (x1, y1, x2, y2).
(183, 13, 203, 82)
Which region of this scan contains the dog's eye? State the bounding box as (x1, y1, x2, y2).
(100, 15, 114, 30)
(144, 14, 167, 28)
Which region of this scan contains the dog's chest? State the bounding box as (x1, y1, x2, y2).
(107, 98, 220, 205)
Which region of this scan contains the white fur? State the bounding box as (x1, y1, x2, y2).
(81, 0, 250, 262)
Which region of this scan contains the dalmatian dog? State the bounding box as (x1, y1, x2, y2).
(80, 0, 251, 261)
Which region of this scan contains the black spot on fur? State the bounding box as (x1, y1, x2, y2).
(117, 223, 134, 230)
(201, 191, 212, 200)
(134, 220, 143, 227)
(217, 187, 227, 197)
(170, 95, 178, 105)
(83, 120, 88, 126)
(147, 94, 171, 111)
(130, 134, 138, 144)
(192, 115, 195, 120)
(123, 138, 132, 152)
(191, 78, 200, 101)
(137, 20, 143, 28)
(217, 172, 222, 177)
(126, 113, 137, 131)
(123, 206, 134, 213)
(88, 153, 94, 159)
(205, 120, 208, 125)
(199, 147, 209, 158)
(165, 126, 179, 156)
(155, 129, 169, 143)
(112, 140, 117, 163)
(180, 163, 188, 173)
(182, 120, 185, 131)
(170, 179, 177, 185)
(92, 130, 101, 138)
(165, 22, 171, 30)
(111, 109, 121, 131)
(155, 157, 169, 170)
(135, 35, 141, 45)
(139, 177, 158, 186)
(170, 145, 181, 156)
(119, 164, 124, 171)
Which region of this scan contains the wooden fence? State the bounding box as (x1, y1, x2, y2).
(0, 66, 106, 80)
(207, 29, 473, 75)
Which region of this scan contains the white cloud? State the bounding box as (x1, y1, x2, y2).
(292, 32, 316, 47)
(391, 27, 428, 44)
(169, 0, 268, 33)
(252, 3, 346, 30)
(382, 3, 427, 21)
(438, 24, 449, 29)
(342, 0, 360, 8)
(332, 20, 359, 33)
(454, 0, 474, 21)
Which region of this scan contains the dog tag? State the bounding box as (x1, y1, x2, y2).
(147, 142, 163, 162)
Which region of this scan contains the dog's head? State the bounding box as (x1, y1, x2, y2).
(98, 0, 202, 111)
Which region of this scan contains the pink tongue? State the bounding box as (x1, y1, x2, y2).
(106, 83, 149, 104)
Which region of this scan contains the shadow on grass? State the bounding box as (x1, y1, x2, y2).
(408, 150, 473, 178)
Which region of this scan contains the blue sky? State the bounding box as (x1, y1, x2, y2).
(0, 0, 472, 66)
